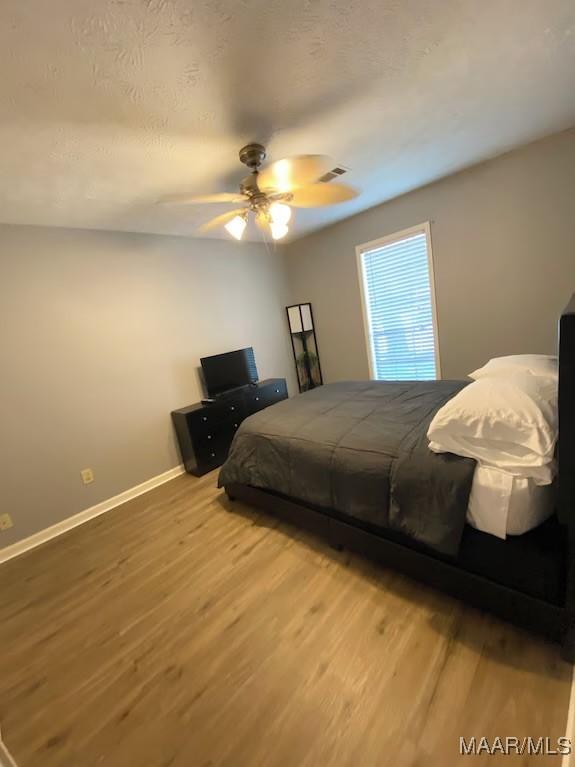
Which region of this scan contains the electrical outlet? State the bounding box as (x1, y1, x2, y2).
(0, 513, 13, 531)
(81, 468, 94, 485)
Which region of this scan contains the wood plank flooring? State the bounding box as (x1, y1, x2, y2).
(0, 472, 571, 766)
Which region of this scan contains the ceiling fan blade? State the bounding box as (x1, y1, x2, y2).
(287, 182, 359, 208)
(199, 208, 247, 233)
(161, 192, 246, 205)
(257, 155, 332, 193)
(266, 192, 291, 203)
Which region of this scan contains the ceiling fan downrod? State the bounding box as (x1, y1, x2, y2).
(239, 143, 269, 203)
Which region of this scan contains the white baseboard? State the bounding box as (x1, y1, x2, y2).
(563, 665, 575, 767)
(0, 465, 185, 565)
(0, 736, 18, 767)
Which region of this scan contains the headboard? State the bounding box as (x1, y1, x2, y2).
(559, 294, 575, 526)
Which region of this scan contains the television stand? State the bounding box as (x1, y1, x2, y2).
(171, 378, 288, 476)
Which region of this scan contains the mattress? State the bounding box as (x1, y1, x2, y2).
(466, 465, 556, 539)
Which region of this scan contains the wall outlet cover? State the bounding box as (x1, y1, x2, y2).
(0, 513, 14, 531)
(81, 468, 95, 485)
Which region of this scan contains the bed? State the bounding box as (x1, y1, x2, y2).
(219, 295, 575, 658)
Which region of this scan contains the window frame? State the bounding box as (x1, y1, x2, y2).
(355, 221, 442, 381)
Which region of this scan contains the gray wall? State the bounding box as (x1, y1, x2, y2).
(0, 225, 294, 546)
(285, 128, 575, 382)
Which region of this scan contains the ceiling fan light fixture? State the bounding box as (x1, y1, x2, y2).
(225, 213, 247, 240)
(269, 202, 292, 226)
(270, 222, 289, 240)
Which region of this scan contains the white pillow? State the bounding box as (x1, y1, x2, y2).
(469, 354, 558, 382)
(427, 373, 557, 484)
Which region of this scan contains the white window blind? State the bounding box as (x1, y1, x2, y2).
(358, 226, 439, 381)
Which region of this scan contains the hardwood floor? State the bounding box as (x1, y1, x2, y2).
(0, 471, 571, 767)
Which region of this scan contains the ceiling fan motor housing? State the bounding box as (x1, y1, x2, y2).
(239, 143, 266, 170)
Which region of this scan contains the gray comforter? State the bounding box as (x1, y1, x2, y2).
(218, 381, 476, 556)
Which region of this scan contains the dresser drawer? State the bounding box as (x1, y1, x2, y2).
(195, 443, 229, 471)
(195, 424, 238, 468)
(195, 417, 242, 450)
(246, 381, 288, 414)
(187, 398, 245, 432)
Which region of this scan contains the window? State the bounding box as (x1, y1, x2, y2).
(356, 223, 440, 381)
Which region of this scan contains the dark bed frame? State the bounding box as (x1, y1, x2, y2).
(225, 296, 575, 659)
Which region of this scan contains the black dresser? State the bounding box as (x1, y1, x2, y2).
(171, 378, 288, 476)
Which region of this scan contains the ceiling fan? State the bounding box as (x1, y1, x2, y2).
(161, 143, 359, 241)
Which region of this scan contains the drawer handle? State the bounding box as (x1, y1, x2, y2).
(230, 405, 235, 411)
(210, 452, 215, 458)
(275, 388, 280, 393)
(207, 435, 212, 440)
(202, 416, 208, 422)
(255, 396, 259, 402)
(234, 423, 238, 428)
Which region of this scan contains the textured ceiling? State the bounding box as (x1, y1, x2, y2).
(0, 0, 574, 242)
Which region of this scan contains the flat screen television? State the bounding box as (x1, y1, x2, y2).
(200, 347, 258, 397)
